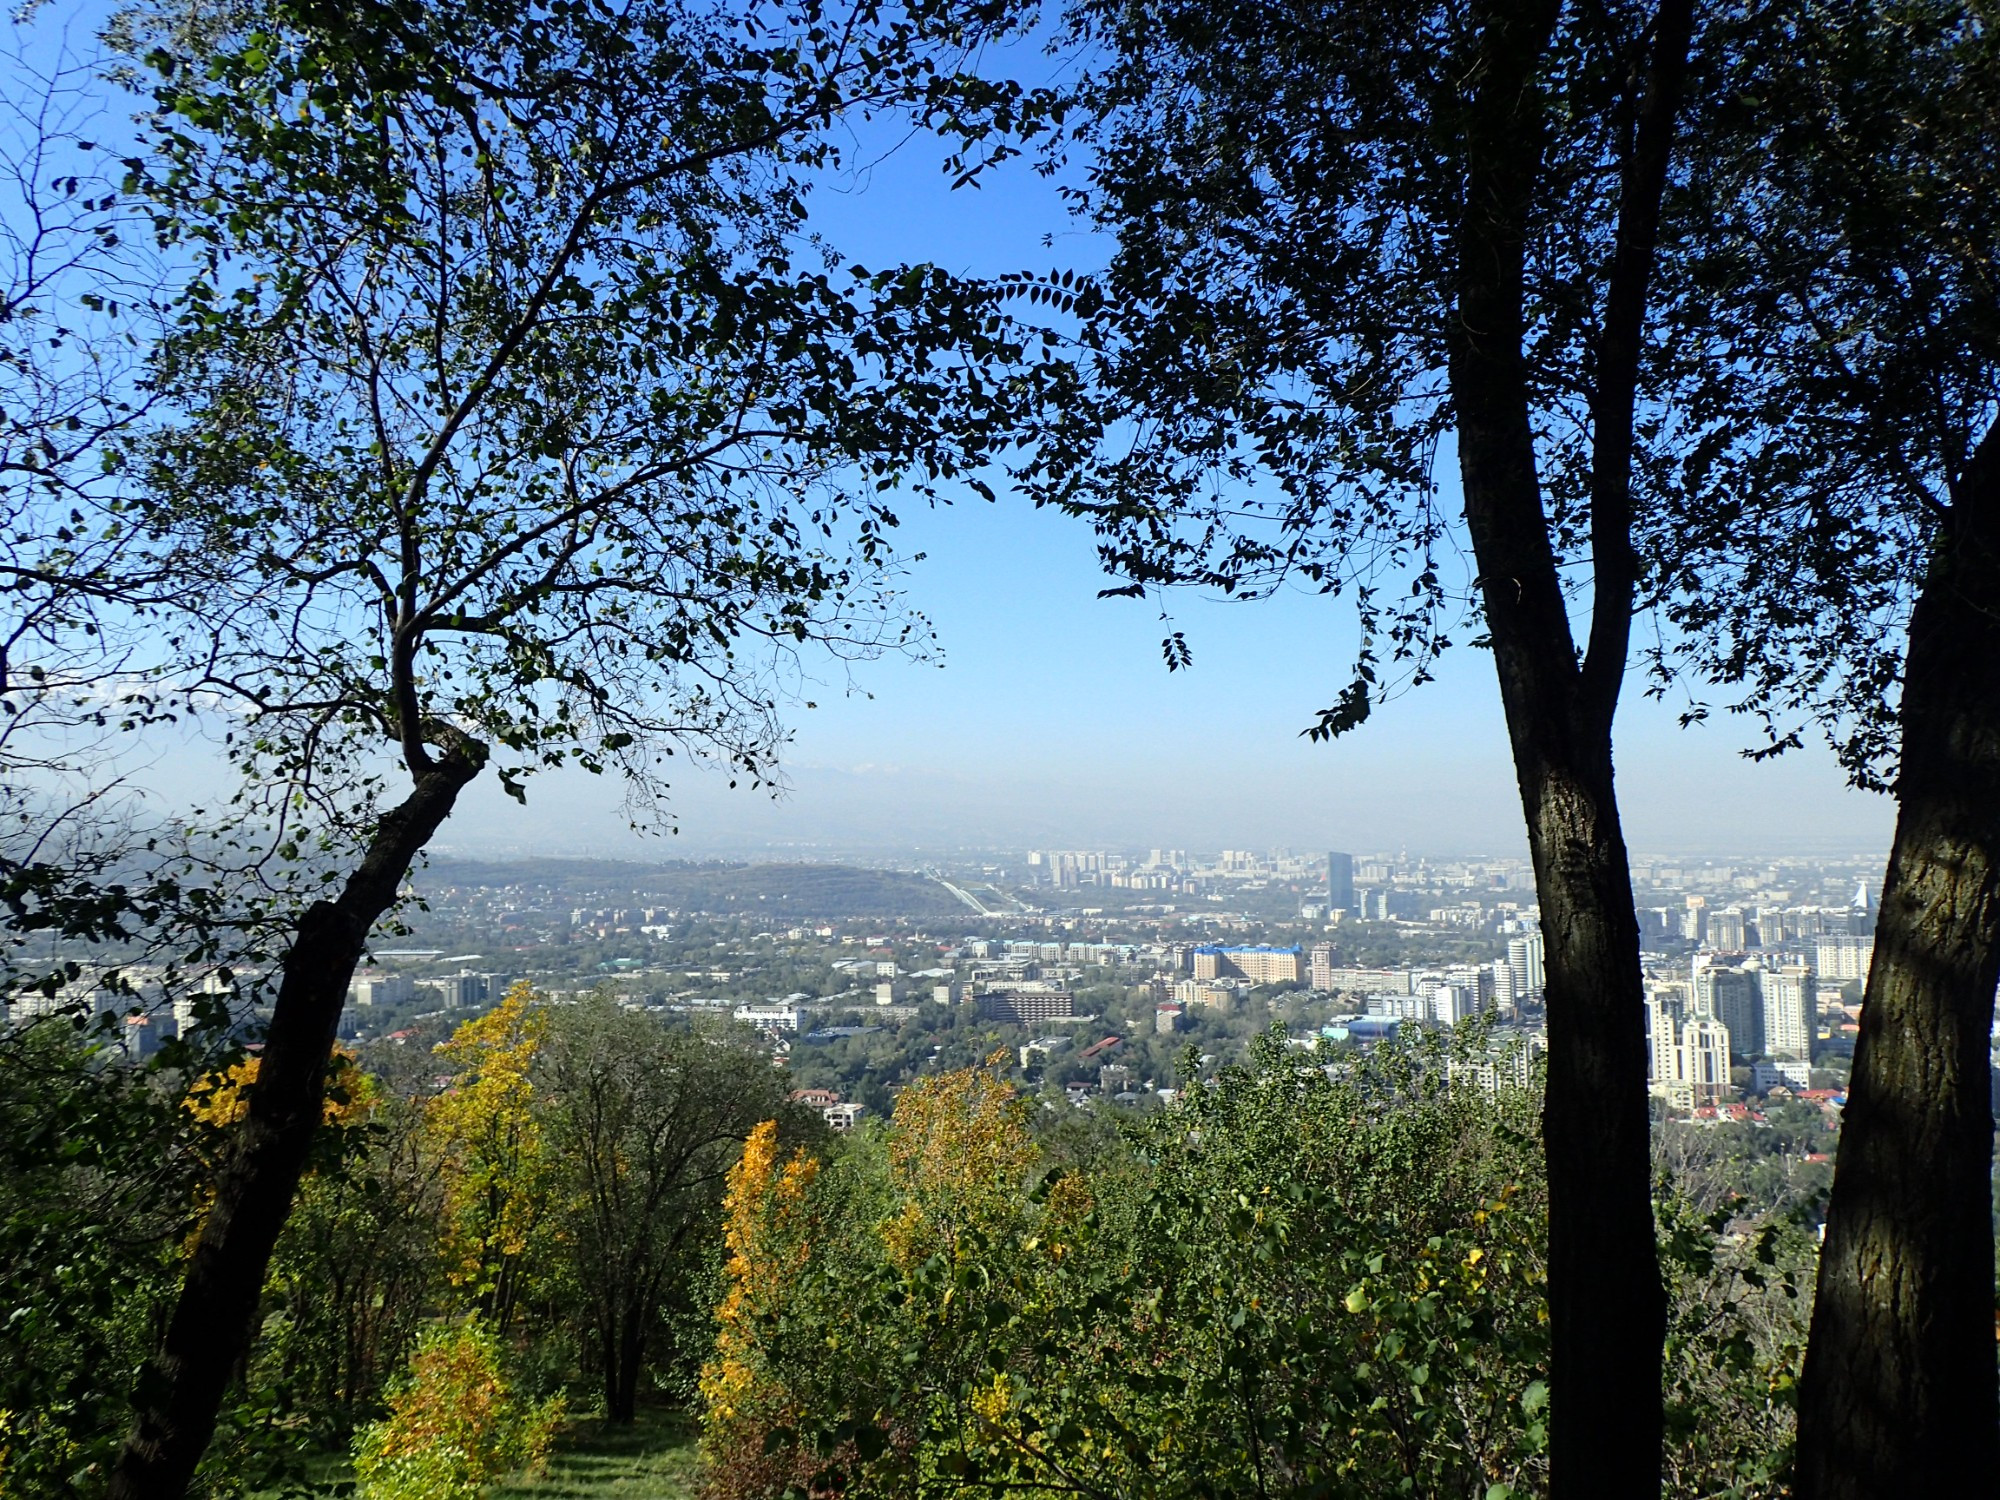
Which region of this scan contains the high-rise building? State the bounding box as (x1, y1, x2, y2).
(1761, 965, 1817, 1061)
(1702, 966, 1763, 1060)
(1507, 931, 1546, 1002)
(1328, 851, 1356, 915)
(1645, 987, 1685, 1088)
(1308, 942, 1338, 992)
(1707, 908, 1747, 952)
(1815, 933, 1875, 984)
(1679, 1017, 1733, 1105)
(1428, 983, 1479, 1025)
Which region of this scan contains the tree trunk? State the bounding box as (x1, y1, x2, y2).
(107, 745, 483, 1500)
(607, 1300, 646, 1425)
(1796, 420, 2000, 1499)
(1515, 751, 1663, 1496)
(1447, 4, 1683, 1491)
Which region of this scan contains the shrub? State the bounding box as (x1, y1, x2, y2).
(351, 1320, 563, 1500)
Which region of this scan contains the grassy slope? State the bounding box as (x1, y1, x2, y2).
(493, 1407, 701, 1499)
(261, 1407, 701, 1499)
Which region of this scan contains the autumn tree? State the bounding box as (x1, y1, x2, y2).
(1015, 2, 1699, 1490)
(425, 984, 558, 1334)
(96, 0, 1050, 1490)
(1647, 3, 2000, 1492)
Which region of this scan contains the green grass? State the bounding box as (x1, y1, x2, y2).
(255, 1405, 701, 1499)
(492, 1406, 701, 1499)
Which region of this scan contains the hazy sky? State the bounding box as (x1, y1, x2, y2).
(426, 106, 1897, 865)
(433, 489, 1893, 863)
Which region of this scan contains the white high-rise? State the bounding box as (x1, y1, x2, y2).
(1644, 987, 1685, 1089)
(1507, 931, 1546, 1002)
(1761, 965, 1817, 1061)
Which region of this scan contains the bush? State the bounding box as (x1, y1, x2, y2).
(351, 1320, 563, 1500)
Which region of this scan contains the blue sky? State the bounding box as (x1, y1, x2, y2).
(436, 100, 1896, 863)
(422, 91, 1888, 868)
(6, 19, 1896, 865)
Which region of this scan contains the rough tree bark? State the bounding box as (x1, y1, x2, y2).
(1796, 419, 2000, 1499)
(1448, 2, 1692, 1492)
(106, 740, 485, 1500)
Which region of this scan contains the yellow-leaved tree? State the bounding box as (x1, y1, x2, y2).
(423, 982, 556, 1330)
(350, 1319, 563, 1500)
(183, 1048, 377, 1132)
(882, 1052, 1038, 1275)
(702, 1120, 819, 1426)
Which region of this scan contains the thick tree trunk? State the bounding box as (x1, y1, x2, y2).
(1796, 421, 2000, 1499)
(1456, 387, 1667, 1493)
(107, 745, 483, 1500)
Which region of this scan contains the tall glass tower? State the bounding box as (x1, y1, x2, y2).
(1328, 851, 1355, 914)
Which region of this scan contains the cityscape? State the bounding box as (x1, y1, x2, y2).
(21, 844, 1890, 1156)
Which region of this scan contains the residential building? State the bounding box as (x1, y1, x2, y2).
(822, 1102, 866, 1132)
(976, 988, 1076, 1025)
(1696, 962, 1763, 1060)
(1190, 945, 1303, 985)
(1815, 933, 1875, 984)
(1645, 987, 1684, 1090)
(1173, 978, 1246, 1011)
(1679, 1017, 1733, 1106)
(1762, 965, 1817, 1061)
(1707, 908, 1748, 951)
(1308, 942, 1338, 992)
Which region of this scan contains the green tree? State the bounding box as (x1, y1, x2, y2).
(539, 996, 806, 1423)
(713, 1035, 1559, 1500)
(1014, 3, 1699, 1488)
(96, 0, 1046, 1491)
(0, 1021, 194, 1496)
(254, 1088, 439, 1437)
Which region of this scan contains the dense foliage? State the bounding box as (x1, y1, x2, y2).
(702, 1035, 1811, 1500)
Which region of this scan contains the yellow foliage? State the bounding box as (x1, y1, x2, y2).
(351, 1320, 562, 1500)
(183, 1048, 376, 1130)
(881, 1058, 1036, 1272)
(424, 982, 555, 1299)
(701, 1119, 818, 1428)
(179, 1048, 379, 1248)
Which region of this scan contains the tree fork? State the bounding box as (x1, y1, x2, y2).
(1449, 1, 1689, 1490)
(108, 741, 485, 1500)
(1797, 420, 2000, 1499)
